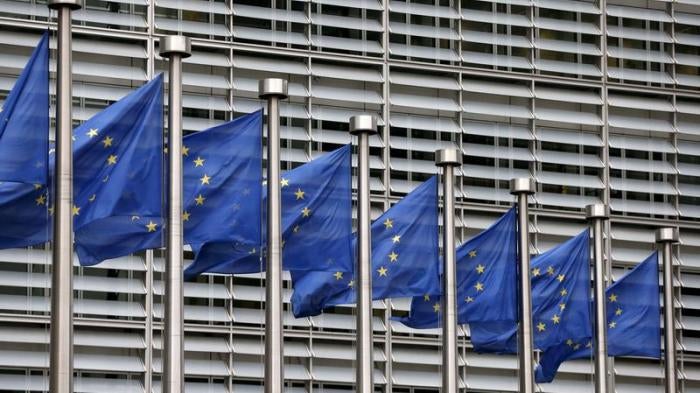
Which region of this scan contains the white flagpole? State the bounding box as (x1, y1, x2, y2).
(436, 148, 461, 393)
(47, 0, 81, 391)
(656, 227, 679, 393)
(349, 114, 377, 393)
(160, 35, 191, 393)
(259, 78, 288, 393)
(510, 177, 536, 393)
(586, 203, 610, 393)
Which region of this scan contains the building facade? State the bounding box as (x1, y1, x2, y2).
(1, 0, 700, 391)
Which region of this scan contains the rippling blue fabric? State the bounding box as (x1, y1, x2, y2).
(535, 251, 661, 383)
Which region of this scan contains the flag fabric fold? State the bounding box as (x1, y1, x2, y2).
(290, 176, 440, 318)
(397, 207, 517, 329)
(187, 144, 353, 278)
(535, 251, 661, 383)
(73, 75, 164, 265)
(469, 229, 592, 354)
(0, 32, 50, 249)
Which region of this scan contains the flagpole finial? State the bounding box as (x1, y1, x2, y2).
(349, 115, 377, 135)
(159, 35, 191, 58)
(259, 78, 288, 99)
(435, 148, 461, 167)
(656, 227, 679, 243)
(585, 204, 609, 220)
(510, 177, 535, 195)
(48, 0, 82, 10)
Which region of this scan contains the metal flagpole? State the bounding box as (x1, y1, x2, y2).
(47, 0, 81, 391)
(259, 78, 288, 393)
(510, 177, 536, 393)
(160, 35, 191, 393)
(656, 227, 679, 393)
(349, 114, 377, 393)
(436, 149, 461, 393)
(586, 204, 610, 393)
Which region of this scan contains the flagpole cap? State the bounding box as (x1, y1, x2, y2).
(510, 178, 535, 195)
(258, 78, 288, 99)
(349, 115, 378, 135)
(48, 0, 82, 10)
(435, 148, 461, 167)
(585, 204, 609, 220)
(656, 227, 679, 243)
(158, 35, 191, 58)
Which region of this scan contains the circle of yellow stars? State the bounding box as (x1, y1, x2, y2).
(532, 264, 569, 334)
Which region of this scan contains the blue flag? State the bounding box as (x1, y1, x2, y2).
(186, 144, 353, 278)
(469, 229, 591, 354)
(290, 176, 440, 318)
(0, 32, 50, 249)
(535, 251, 661, 383)
(397, 207, 517, 329)
(73, 75, 164, 265)
(180, 110, 263, 246)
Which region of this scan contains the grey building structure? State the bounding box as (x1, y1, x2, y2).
(0, 0, 699, 391)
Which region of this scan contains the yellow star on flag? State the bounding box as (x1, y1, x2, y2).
(609, 321, 617, 329)
(566, 339, 574, 346)
(468, 249, 477, 258)
(193, 157, 205, 167)
(559, 303, 566, 311)
(377, 266, 388, 277)
(35, 194, 46, 205)
(33, 183, 42, 190)
(200, 174, 211, 185)
(465, 296, 474, 303)
(101, 136, 113, 148)
(301, 207, 311, 217)
(72, 205, 80, 216)
(547, 266, 555, 276)
(476, 264, 485, 274)
(182, 211, 190, 221)
(88, 194, 96, 202)
(475, 282, 484, 292)
(392, 235, 401, 244)
(106, 155, 118, 165)
(334, 271, 343, 280)
(195, 194, 205, 206)
(294, 188, 305, 200)
(537, 322, 546, 332)
(347, 280, 354, 288)
(182, 145, 189, 156)
(608, 293, 618, 302)
(433, 302, 440, 313)
(280, 178, 289, 188)
(388, 251, 398, 262)
(293, 225, 300, 233)
(557, 274, 565, 282)
(146, 221, 158, 232)
(383, 218, 393, 229)
(615, 308, 622, 316)
(86, 128, 99, 138)
(560, 288, 568, 297)
(551, 314, 560, 324)
(423, 294, 430, 301)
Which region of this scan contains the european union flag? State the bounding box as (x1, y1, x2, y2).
(0, 32, 50, 249)
(181, 110, 262, 245)
(186, 144, 353, 278)
(535, 251, 661, 383)
(120, 110, 263, 270)
(469, 229, 591, 354)
(73, 75, 164, 265)
(290, 176, 440, 318)
(397, 207, 517, 329)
